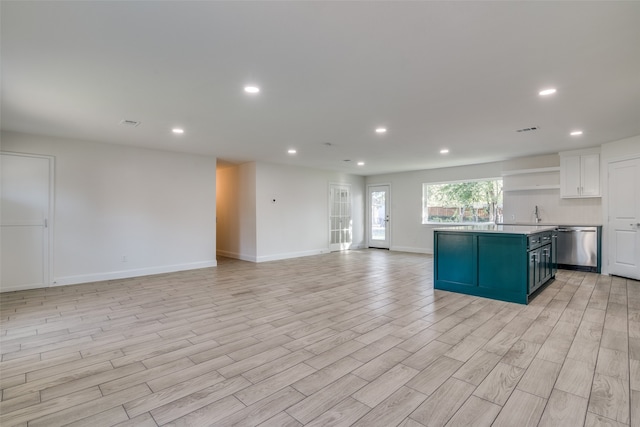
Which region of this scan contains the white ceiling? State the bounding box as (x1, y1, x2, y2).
(2, 1, 640, 176)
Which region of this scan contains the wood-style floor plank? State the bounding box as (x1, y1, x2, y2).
(1, 251, 638, 426)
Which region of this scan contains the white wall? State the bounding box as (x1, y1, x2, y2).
(1, 131, 217, 286)
(216, 162, 257, 261)
(256, 162, 365, 262)
(600, 134, 640, 275)
(366, 153, 604, 254)
(504, 189, 602, 225)
(501, 153, 602, 226)
(366, 161, 503, 254)
(216, 161, 365, 262)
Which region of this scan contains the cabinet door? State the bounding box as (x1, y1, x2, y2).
(561, 155, 582, 197)
(551, 232, 558, 276)
(541, 245, 552, 282)
(528, 249, 539, 293)
(581, 154, 600, 196)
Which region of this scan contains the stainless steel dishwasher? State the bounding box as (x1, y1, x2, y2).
(556, 226, 601, 272)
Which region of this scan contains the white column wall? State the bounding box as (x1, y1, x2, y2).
(255, 162, 365, 262)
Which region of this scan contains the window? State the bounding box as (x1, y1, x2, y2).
(422, 179, 503, 224)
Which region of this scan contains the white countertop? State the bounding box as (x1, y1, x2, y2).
(434, 224, 558, 235)
(498, 222, 602, 227)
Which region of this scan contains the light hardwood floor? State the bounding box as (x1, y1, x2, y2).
(1, 250, 638, 427)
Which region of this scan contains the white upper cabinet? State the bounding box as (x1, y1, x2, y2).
(560, 149, 601, 198)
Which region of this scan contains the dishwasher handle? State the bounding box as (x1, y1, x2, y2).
(557, 228, 595, 233)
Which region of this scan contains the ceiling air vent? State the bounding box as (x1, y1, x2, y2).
(516, 126, 538, 133)
(120, 119, 141, 127)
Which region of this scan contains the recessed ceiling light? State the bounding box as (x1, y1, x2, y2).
(539, 88, 557, 96)
(570, 130, 583, 136)
(172, 128, 184, 134)
(244, 86, 260, 94)
(375, 127, 387, 134)
(440, 149, 450, 154)
(288, 149, 297, 154)
(357, 161, 365, 166)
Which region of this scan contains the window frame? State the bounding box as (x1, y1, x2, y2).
(421, 177, 503, 225)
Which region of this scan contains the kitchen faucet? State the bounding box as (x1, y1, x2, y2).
(534, 205, 541, 223)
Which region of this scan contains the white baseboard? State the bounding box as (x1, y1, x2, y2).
(390, 246, 433, 255)
(1, 282, 46, 293)
(216, 249, 257, 262)
(52, 260, 217, 287)
(256, 248, 330, 263)
(218, 246, 364, 263)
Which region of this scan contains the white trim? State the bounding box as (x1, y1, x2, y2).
(559, 146, 601, 157)
(256, 248, 330, 263)
(216, 249, 257, 262)
(421, 178, 503, 225)
(52, 260, 217, 286)
(501, 167, 560, 176)
(0, 282, 48, 293)
(367, 183, 391, 248)
(328, 182, 353, 252)
(503, 185, 560, 191)
(422, 176, 502, 186)
(390, 246, 432, 255)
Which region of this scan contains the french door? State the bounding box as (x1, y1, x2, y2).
(1, 152, 54, 291)
(608, 157, 640, 279)
(368, 185, 390, 248)
(329, 184, 352, 251)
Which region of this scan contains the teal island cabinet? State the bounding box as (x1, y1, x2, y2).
(433, 225, 558, 304)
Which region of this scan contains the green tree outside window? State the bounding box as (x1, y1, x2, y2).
(422, 179, 503, 224)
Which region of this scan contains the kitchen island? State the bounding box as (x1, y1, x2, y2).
(434, 225, 558, 304)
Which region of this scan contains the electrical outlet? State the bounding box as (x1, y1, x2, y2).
(122, 256, 127, 263)
(510, 214, 516, 220)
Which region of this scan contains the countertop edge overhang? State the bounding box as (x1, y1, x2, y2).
(433, 225, 558, 235)
(497, 222, 602, 227)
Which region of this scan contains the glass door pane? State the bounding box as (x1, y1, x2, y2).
(368, 185, 390, 248)
(371, 191, 386, 241)
(329, 184, 352, 251)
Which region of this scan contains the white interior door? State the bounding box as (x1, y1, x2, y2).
(608, 157, 640, 280)
(329, 184, 352, 252)
(1, 153, 53, 292)
(368, 185, 390, 248)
